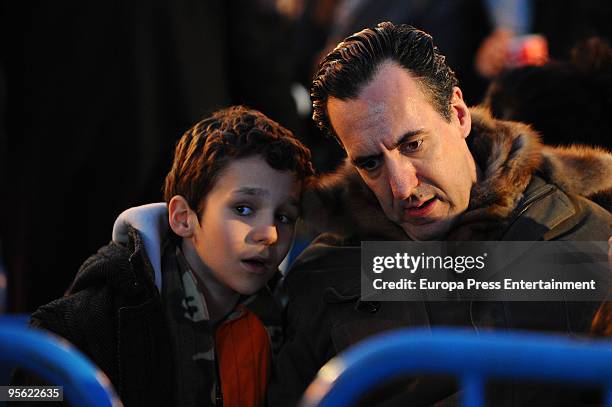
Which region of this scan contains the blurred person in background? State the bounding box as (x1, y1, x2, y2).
(484, 37, 612, 150)
(475, 0, 611, 82)
(289, 0, 611, 108)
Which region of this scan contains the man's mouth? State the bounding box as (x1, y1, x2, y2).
(403, 197, 437, 219)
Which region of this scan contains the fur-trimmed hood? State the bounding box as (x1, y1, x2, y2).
(304, 106, 612, 240)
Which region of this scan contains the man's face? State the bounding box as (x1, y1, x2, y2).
(191, 155, 301, 295)
(327, 61, 477, 240)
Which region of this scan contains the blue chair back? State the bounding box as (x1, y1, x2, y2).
(301, 328, 612, 407)
(0, 317, 122, 407)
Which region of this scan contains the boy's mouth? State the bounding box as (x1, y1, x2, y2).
(241, 256, 271, 275)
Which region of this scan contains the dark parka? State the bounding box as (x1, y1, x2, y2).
(14, 227, 175, 406)
(16, 227, 282, 406)
(268, 107, 612, 406)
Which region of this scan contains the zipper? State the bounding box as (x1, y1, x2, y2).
(506, 184, 556, 229)
(214, 346, 224, 407)
(176, 244, 224, 405)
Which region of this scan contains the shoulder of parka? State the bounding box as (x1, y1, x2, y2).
(503, 177, 612, 241)
(68, 226, 158, 298)
(29, 227, 158, 366)
(29, 283, 122, 384)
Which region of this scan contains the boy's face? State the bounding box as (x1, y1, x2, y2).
(192, 155, 301, 296)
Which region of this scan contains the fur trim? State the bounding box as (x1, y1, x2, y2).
(541, 144, 612, 208)
(455, 106, 544, 232)
(304, 106, 612, 240)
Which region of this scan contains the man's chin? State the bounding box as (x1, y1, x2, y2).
(400, 220, 451, 241)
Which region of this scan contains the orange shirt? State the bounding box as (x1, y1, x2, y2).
(216, 305, 271, 407)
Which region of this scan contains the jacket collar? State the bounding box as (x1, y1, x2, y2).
(304, 106, 612, 241)
(68, 225, 158, 298)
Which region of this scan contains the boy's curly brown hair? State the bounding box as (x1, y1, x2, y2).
(163, 106, 314, 215)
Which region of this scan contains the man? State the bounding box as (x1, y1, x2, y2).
(269, 22, 612, 406)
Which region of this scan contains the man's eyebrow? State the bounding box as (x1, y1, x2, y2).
(350, 129, 424, 167)
(391, 129, 425, 150)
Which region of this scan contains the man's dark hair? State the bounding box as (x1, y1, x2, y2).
(311, 22, 458, 143)
(163, 105, 314, 215)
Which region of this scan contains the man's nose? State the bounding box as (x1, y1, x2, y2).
(387, 157, 418, 200)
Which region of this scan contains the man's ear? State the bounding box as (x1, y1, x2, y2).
(451, 86, 471, 139)
(168, 195, 197, 238)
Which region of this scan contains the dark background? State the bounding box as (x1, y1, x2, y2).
(1, 0, 610, 312)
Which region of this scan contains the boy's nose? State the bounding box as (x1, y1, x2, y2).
(252, 224, 278, 246)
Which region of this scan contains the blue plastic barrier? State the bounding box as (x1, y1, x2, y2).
(300, 328, 612, 407)
(0, 318, 122, 407)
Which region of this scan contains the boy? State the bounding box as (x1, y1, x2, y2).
(22, 106, 313, 406)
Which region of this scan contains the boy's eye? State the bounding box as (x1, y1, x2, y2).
(277, 214, 295, 225)
(235, 205, 254, 216)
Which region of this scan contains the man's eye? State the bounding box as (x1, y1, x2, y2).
(361, 159, 380, 172)
(235, 205, 254, 216)
(402, 139, 423, 153)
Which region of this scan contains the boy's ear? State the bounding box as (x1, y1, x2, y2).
(168, 195, 197, 238)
